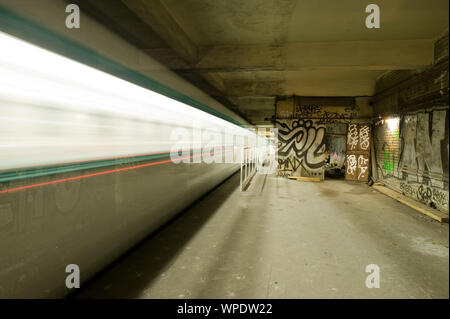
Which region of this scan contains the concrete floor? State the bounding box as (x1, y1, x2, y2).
(74, 173, 449, 299)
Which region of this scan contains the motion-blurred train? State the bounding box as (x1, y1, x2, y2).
(0, 4, 267, 298)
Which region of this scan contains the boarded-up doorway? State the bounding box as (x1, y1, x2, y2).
(345, 123, 371, 182)
(324, 123, 347, 178)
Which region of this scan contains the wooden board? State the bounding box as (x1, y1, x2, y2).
(345, 123, 371, 182)
(346, 123, 371, 152)
(288, 176, 321, 182)
(345, 152, 370, 182)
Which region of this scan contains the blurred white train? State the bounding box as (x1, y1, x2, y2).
(0, 28, 267, 298)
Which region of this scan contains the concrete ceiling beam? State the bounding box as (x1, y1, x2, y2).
(121, 0, 198, 64)
(144, 39, 433, 72)
(225, 79, 377, 97)
(120, 1, 256, 123)
(201, 72, 227, 93)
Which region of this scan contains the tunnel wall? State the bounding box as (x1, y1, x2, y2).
(274, 96, 373, 178)
(372, 32, 449, 213)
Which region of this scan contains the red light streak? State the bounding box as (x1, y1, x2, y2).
(0, 149, 233, 195)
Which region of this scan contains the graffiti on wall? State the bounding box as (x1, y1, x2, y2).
(383, 147, 395, 176)
(398, 110, 448, 186)
(347, 124, 359, 151)
(359, 125, 370, 151)
(289, 103, 360, 125)
(345, 153, 370, 181)
(346, 154, 357, 175)
(375, 109, 449, 212)
(293, 105, 358, 124)
(358, 154, 370, 180)
(317, 111, 354, 125)
(276, 119, 327, 177)
(346, 124, 371, 152)
(399, 182, 449, 209)
(294, 105, 322, 118)
(277, 157, 301, 178)
(345, 123, 371, 182)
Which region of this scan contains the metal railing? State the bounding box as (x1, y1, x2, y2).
(240, 146, 258, 191)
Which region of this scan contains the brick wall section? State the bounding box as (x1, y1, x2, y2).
(435, 31, 449, 63)
(374, 58, 448, 116)
(373, 119, 401, 179)
(374, 33, 449, 116)
(375, 70, 417, 95)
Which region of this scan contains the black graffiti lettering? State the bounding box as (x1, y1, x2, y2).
(317, 111, 353, 125)
(277, 156, 302, 177)
(294, 104, 321, 118)
(400, 182, 416, 198)
(432, 188, 447, 207)
(276, 119, 326, 170)
(418, 185, 432, 201)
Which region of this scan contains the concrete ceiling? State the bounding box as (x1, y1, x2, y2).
(163, 0, 449, 45)
(77, 0, 449, 125)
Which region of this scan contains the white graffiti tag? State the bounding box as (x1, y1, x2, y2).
(347, 124, 358, 151)
(358, 155, 369, 180)
(347, 154, 357, 175)
(359, 125, 370, 151)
